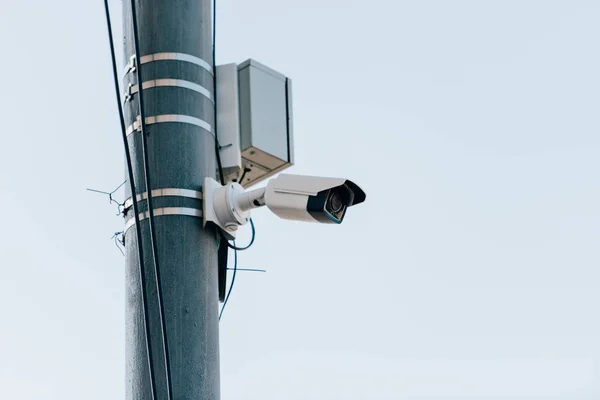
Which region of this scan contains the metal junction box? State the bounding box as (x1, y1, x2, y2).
(216, 59, 294, 188)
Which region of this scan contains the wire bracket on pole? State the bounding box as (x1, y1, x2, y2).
(123, 83, 134, 103)
(124, 54, 137, 75)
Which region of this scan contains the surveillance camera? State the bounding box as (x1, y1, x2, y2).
(204, 173, 366, 238)
(257, 174, 366, 224)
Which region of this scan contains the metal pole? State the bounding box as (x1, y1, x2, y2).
(122, 1, 220, 399)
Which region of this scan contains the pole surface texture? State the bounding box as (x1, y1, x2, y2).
(123, 1, 220, 399)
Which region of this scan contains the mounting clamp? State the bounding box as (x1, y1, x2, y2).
(203, 178, 252, 240)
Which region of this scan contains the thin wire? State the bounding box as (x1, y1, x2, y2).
(111, 180, 127, 193)
(87, 180, 127, 215)
(112, 232, 125, 256)
(219, 243, 237, 321)
(115, 238, 125, 256)
(212, 0, 226, 185)
(225, 218, 255, 251)
(87, 188, 123, 215)
(102, 2, 157, 400)
(86, 188, 112, 196)
(86, 179, 127, 196)
(227, 268, 266, 273)
(129, 1, 173, 399)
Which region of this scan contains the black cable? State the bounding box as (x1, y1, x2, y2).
(102, 2, 157, 400)
(213, 0, 255, 257)
(212, 0, 226, 185)
(224, 218, 255, 251)
(219, 244, 238, 321)
(237, 168, 250, 185)
(213, 0, 252, 316)
(129, 1, 173, 399)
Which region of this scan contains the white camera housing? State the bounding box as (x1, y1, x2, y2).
(203, 173, 366, 239)
(260, 174, 366, 223)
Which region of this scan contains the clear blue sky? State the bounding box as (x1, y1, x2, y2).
(0, 0, 599, 399)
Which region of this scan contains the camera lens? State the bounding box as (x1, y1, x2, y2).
(327, 190, 345, 213)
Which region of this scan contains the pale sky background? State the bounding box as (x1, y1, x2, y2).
(0, 0, 599, 399)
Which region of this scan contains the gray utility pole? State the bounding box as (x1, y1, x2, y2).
(122, 1, 220, 399)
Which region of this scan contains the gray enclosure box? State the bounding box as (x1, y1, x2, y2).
(216, 59, 294, 188)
